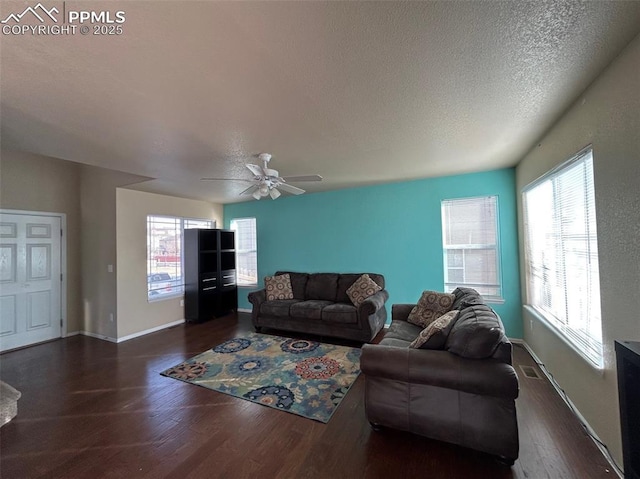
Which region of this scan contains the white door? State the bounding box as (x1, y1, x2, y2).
(0, 213, 62, 352)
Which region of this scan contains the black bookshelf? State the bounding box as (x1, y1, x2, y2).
(615, 340, 640, 479)
(184, 229, 237, 322)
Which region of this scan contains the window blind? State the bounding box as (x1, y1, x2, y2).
(230, 218, 257, 286)
(441, 196, 502, 300)
(522, 147, 602, 366)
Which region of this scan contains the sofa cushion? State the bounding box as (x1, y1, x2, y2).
(445, 305, 505, 359)
(322, 303, 358, 324)
(275, 271, 309, 299)
(290, 300, 334, 320)
(265, 274, 294, 301)
(451, 287, 485, 310)
(336, 274, 385, 303)
(305, 273, 339, 302)
(260, 299, 302, 317)
(407, 291, 455, 328)
(382, 319, 423, 343)
(409, 310, 459, 350)
(346, 274, 382, 307)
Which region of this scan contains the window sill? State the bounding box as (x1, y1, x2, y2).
(148, 293, 183, 303)
(485, 297, 505, 305)
(523, 305, 604, 371)
(237, 284, 258, 288)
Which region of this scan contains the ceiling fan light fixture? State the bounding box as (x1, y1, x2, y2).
(252, 190, 261, 200)
(259, 184, 269, 196)
(269, 188, 281, 200)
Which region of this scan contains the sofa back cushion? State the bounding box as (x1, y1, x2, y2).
(445, 304, 507, 359)
(305, 273, 340, 301)
(275, 272, 309, 299)
(336, 273, 385, 303)
(451, 287, 485, 310)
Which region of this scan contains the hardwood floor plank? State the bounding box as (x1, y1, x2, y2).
(0, 313, 616, 478)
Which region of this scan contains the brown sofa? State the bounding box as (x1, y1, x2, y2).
(247, 272, 388, 343)
(361, 288, 519, 465)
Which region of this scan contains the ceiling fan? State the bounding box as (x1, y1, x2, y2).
(201, 153, 322, 200)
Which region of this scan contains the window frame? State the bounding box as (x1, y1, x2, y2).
(441, 195, 503, 302)
(522, 145, 603, 368)
(230, 217, 258, 287)
(146, 215, 215, 302)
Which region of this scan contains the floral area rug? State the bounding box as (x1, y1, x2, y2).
(160, 332, 362, 423)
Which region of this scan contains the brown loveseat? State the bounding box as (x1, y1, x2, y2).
(247, 272, 388, 343)
(361, 288, 519, 465)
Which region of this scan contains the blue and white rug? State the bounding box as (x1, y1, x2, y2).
(161, 332, 361, 423)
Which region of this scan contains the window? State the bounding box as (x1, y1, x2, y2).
(230, 218, 257, 286)
(441, 196, 502, 301)
(522, 146, 602, 367)
(146, 216, 215, 301)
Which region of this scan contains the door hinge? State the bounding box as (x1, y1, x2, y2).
(60, 273, 63, 281)
(60, 229, 63, 237)
(60, 318, 63, 327)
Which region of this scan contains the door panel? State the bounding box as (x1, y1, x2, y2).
(0, 295, 17, 335)
(0, 213, 61, 352)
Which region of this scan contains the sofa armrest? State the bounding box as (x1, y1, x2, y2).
(248, 289, 266, 306)
(247, 289, 266, 325)
(391, 304, 415, 322)
(359, 290, 389, 317)
(361, 344, 519, 399)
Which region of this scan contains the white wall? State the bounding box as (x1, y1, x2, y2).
(516, 34, 640, 467)
(115, 188, 223, 339)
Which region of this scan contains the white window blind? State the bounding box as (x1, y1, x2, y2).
(146, 216, 215, 301)
(441, 196, 502, 300)
(522, 147, 602, 367)
(230, 218, 257, 286)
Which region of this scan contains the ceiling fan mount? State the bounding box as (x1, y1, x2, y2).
(201, 153, 322, 200)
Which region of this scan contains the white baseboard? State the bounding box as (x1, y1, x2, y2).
(512, 338, 623, 478)
(116, 319, 185, 343)
(79, 330, 117, 343)
(64, 331, 80, 338)
(237, 308, 251, 313)
(76, 320, 185, 344)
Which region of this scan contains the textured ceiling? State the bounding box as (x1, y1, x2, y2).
(1, 1, 639, 203)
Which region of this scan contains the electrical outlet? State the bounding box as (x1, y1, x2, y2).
(529, 318, 533, 330)
(109, 313, 114, 322)
(180, 299, 184, 307)
(107, 264, 113, 273)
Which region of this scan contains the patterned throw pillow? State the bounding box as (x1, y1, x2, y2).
(409, 310, 460, 349)
(346, 274, 382, 307)
(407, 290, 455, 328)
(265, 274, 294, 301)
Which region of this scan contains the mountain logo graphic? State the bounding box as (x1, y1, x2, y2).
(1, 3, 59, 24)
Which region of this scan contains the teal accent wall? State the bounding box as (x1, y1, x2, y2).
(225, 168, 523, 338)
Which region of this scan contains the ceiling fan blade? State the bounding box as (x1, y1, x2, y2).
(269, 188, 281, 200)
(201, 177, 253, 182)
(246, 164, 264, 176)
(281, 175, 323, 182)
(239, 185, 260, 196)
(278, 183, 305, 195)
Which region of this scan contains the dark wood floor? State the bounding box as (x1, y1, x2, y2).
(0, 313, 614, 479)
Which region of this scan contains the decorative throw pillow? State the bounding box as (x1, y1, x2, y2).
(407, 290, 455, 328)
(265, 274, 294, 301)
(346, 274, 382, 307)
(409, 310, 460, 349)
